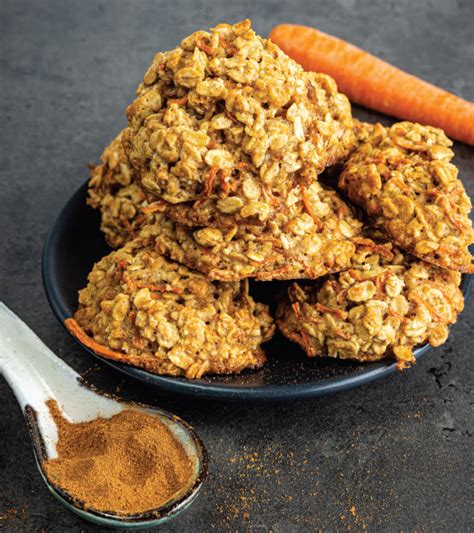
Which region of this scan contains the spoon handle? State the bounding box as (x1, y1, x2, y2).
(0, 302, 124, 457)
(0, 302, 81, 409)
(0, 301, 123, 414)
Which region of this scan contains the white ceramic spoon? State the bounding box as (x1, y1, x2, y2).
(0, 302, 207, 529)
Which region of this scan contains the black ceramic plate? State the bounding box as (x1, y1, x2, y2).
(42, 181, 472, 401)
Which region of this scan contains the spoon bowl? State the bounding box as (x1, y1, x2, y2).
(33, 405, 207, 529)
(0, 303, 208, 529)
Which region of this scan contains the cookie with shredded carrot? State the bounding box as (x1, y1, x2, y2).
(338, 121, 474, 272)
(70, 240, 274, 379)
(138, 183, 363, 281)
(87, 132, 151, 248)
(161, 112, 359, 230)
(276, 234, 464, 367)
(123, 19, 355, 223)
(149, 118, 369, 231)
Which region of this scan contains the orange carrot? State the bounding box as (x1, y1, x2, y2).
(270, 24, 474, 145)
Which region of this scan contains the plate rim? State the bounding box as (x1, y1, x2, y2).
(42, 181, 472, 401)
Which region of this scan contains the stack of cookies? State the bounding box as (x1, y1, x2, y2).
(70, 20, 473, 378)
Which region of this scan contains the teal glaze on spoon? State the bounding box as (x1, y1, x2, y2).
(0, 302, 208, 529)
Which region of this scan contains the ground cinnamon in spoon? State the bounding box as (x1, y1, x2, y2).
(43, 400, 194, 515)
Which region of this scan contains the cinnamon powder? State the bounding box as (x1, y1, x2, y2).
(43, 400, 194, 515)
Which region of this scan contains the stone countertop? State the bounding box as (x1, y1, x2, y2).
(1, 0, 472, 531)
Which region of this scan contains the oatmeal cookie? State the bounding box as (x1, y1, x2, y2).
(276, 234, 464, 367)
(338, 121, 474, 272)
(123, 19, 354, 221)
(153, 120, 374, 230)
(70, 240, 274, 378)
(139, 183, 363, 281)
(87, 132, 150, 248)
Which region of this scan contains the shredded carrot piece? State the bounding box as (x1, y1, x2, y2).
(375, 270, 391, 298)
(260, 185, 280, 207)
(259, 237, 283, 247)
(207, 140, 219, 150)
(194, 166, 219, 208)
(336, 206, 349, 219)
(204, 166, 219, 195)
(347, 268, 365, 281)
(354, 238, 394, 260)
(196, 36, 216, 56)
(391, 177, 413, 195)
(235, 161, 249, 171)
(124, 277, 136, 293)
(336, 288, 348, 306)
(291, 302, 313, 354)
(65, 318, 130, 360)
(308, 314, 323, 324)
(409, 294, 444, 322)
(301, 187, 323, 230)
(142, 201, 167, 214)
(334, 328, 351, 340)
(269, 24, 474, 145)
(264, 265, 290, 277)
(387, 309, 403, 320)
(435, 244, 454, 257)
(65, 319, 159, 371)
(219, 35, 238, 54)
(284, 219, 298, 233)
(168, 96, 188, 106)
(219, 168, 232, 196)
(292, 301, 301, 318)
(150, 292, 162, 300)
(438, 196, 468, 231)
(426, 188, 441, 198)
(133, 333, 146, 348)
(315, 302, 347, 319)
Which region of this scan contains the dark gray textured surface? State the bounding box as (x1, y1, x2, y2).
(1, 0, 473, 531)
